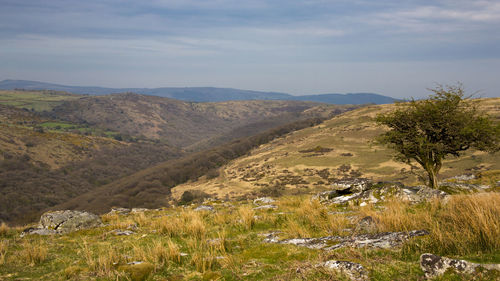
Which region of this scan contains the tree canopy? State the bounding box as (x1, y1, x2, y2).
(376, 84, 500, 188)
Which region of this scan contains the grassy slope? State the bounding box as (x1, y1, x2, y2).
(171, 98, 500, 200)
(0, 193, 499, 280)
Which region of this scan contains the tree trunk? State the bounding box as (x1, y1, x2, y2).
(428, 169, 438, 189)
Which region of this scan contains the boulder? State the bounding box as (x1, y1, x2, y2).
(323, 260, 369, 281)
(331, 178, 372, 193)
(420, 253, 500, 279)
(20, 227, 57, 237)
(253, 197, 275, 205)
(38, 210, 102, 234)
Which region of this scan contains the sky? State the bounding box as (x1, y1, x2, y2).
(1, 0, 499, 98)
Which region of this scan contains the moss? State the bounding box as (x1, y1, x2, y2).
(117, 262, 154, 281)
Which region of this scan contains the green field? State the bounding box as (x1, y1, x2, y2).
(0, 90, 80, 112)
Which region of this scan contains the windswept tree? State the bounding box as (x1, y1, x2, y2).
(376, 84, 500, 188)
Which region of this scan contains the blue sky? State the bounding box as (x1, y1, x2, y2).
(1, 0, 499, 98)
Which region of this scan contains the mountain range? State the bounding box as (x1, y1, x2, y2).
(0, 79, 396, 104)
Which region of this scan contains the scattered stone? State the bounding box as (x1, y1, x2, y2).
(109, 207, 131, 215)
(446, 174, 476, 182)
(259, 231, 282, 243)
(253, 204, 278, 210)
(420, 253, 500, 279)
(37, 210, 102, 234)
(253, 197, 275, 205)
(194, 205, 214, 212)
(131, 208, 150, 213)
(268, 230, 429, 250)
(180, 252, 189, 257)
(323, 260, 369, 281)
(113, 229, 135, 236)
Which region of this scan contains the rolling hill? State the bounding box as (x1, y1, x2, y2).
(45, 92, 357, 148)
(169, 97, 500, 200)
(0, 79, 397, 104)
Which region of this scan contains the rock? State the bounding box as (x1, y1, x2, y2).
(316, 181, 450, 205)
(415, 187, 449, 201)
(331, 178, 372, 193)
(353, 216, 377, 234)
(38, 210, 102, 234)
(420, 253, 500, 279)
(113, 229, 135, 236)
(259, 231, 282, 243)
(268, 230, 429, 250)
(447, 174, 476, 182)
(253, 204, 278, 210)
(20, 227, 57, 237)
(253, 197, 275, 205)
(438, 183, 489, 193)
(194, 205, 214, 212)
(323, 260, 369, 281)
(109, 207, 131, 215)
(118, 261, 154, 281)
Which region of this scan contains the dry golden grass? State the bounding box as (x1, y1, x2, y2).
(20, 239, 48, 266)
(132, 212, 149, 227)
(362, 193, 500, 255)
(0, 222, 9, 236)
(183, 211, 207, 239)
(152, 216, 182, 237)
(237, 205, 256, 230)
(360, 199, 433, 232)
(284, 219, 312, 238)
(0, 239, 8, 265)
(79, 240, 123, 277)
(428, 193, 500, 254)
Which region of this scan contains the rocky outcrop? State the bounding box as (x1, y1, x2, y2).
(265, 230, 429, 250)
(22, 210, 102, 236)
(420, 253, 500, 279)
(315, 181, 449, 205)
(323, 260, 369, 281)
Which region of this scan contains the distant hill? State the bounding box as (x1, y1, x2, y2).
(45, 92, 360, 148)
(0, 79, 396, 104)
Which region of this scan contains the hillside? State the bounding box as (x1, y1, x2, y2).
(51, 118, 327, 214)
(171, 98, 500, 200)
(0, 79, 397, 104)
(46, 93, 355, 148)
(0, 91, 182, 223)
